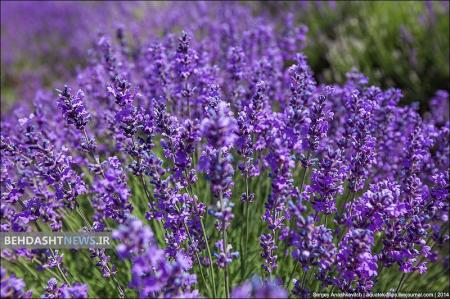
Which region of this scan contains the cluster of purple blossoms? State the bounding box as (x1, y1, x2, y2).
(344, 89, 378, 194)
(345, 180, 403, 232)
(1, 2, 448, 298)
(0, 268, 32, 298)
(57, 86, 91, 131)
(200, 101, 239, 268)
(302, 92, 334, 153)
(335, 229, 378, 292)
(231, 277, 287, 299)
(261, 131, 296, 273)
(91, 156, 132, 224)
(113, 217, 199, 298)
(42, 278, 88, 299)
(285, 53, 317, 158)
(305, 148, 346, 215)
(288, 201, 336, 275)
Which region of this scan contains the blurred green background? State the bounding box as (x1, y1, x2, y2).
(262, 1, 449, 112)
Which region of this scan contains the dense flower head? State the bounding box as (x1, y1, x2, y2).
(57, 86, 91, 130)
(42, 277, 88, 299)
(175, 31, 196, 80)
(346, 90, 378, 190)
(288, 199, 337, 278)
(288, 53, 316, 109)
(335, 229, 378, 292)
(200, 101, 237, 235)
(305, 148, 346, 214)
(292, 221, 336, 272)
(215, 240, 239, 268)
(429, 172, 449, 224)
(260, 233, 278, 273)
(112, 217, 155, 259)
(113, 218, 199, 298)
(280, 13, 308, 61)
(427, 90, 449, 126)
(227, 46, 247, 82)
(345, 180, 403, 231)
(0, 267, 32, 298)
(91, 156, 133, 224)
(303, 92, 334, 152)
(231, 277, 287, 298)
(201, 101, 237, 149)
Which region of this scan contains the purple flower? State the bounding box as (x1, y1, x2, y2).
(0, 267, 32, 298)
(236, 81, 268, 179)
(335, 229, 378, 292)
(427, 90, 449, 126)
(200, 101, 238, 269)
(57, 86, 91, 131)
(344, 89, 378, 193)
(279, 13, 308, 61)
(113, 217, 154, 259)
(345, 180, 403, 231)
(288, 200, 336, 284)
(200, 101, 237, 212)
(260, 233, 278, 273)
(175, 31, 196, 80)
(1, 3, 448, 296)
(288, 53, 316, 110)
(42, 278, 88, 299)
(302, 92, 334, 153)
(201, 101, 237, 149)
(305, 148, 346, 215)
(91, 156, 132, 224)
(227, 46, 247, 82)
(284, 53, 316, 155)
(231, 277, 287, 299)
(114, 218, 199, 298)
(214, 240, 239, 268)
(107, 76, 136, 107)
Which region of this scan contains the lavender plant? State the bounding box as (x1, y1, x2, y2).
(1, 2, 449, 298)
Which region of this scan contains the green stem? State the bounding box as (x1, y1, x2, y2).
(329, 285, 335, 295)
(244, 175, 251, 279)
(201, 218, 217, 298)
(139, 175, 164, 246)
(20, 202, 73, 289)
(286, 262, 299, 288)
(301, 269, 309, 289)
(395, 273, 406, 293)
(222, 204, 230, 299)
(49, 248, 72, 287)
(175, 205, 211, 297)
(193, 250, 209, 296)
(183, 173, 217, 298)
(336, 191, 355, 244)
(218, 150, 229, 298)
(75, 206, 91, 229)
(75, 205, 125, 298)
(297, 170, 307, 199)
(298, 151, 311, 192)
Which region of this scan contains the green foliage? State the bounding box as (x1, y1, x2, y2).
(300, 1, 449, 112)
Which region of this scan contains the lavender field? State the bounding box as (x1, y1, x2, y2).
(1, 1, 449, 298)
